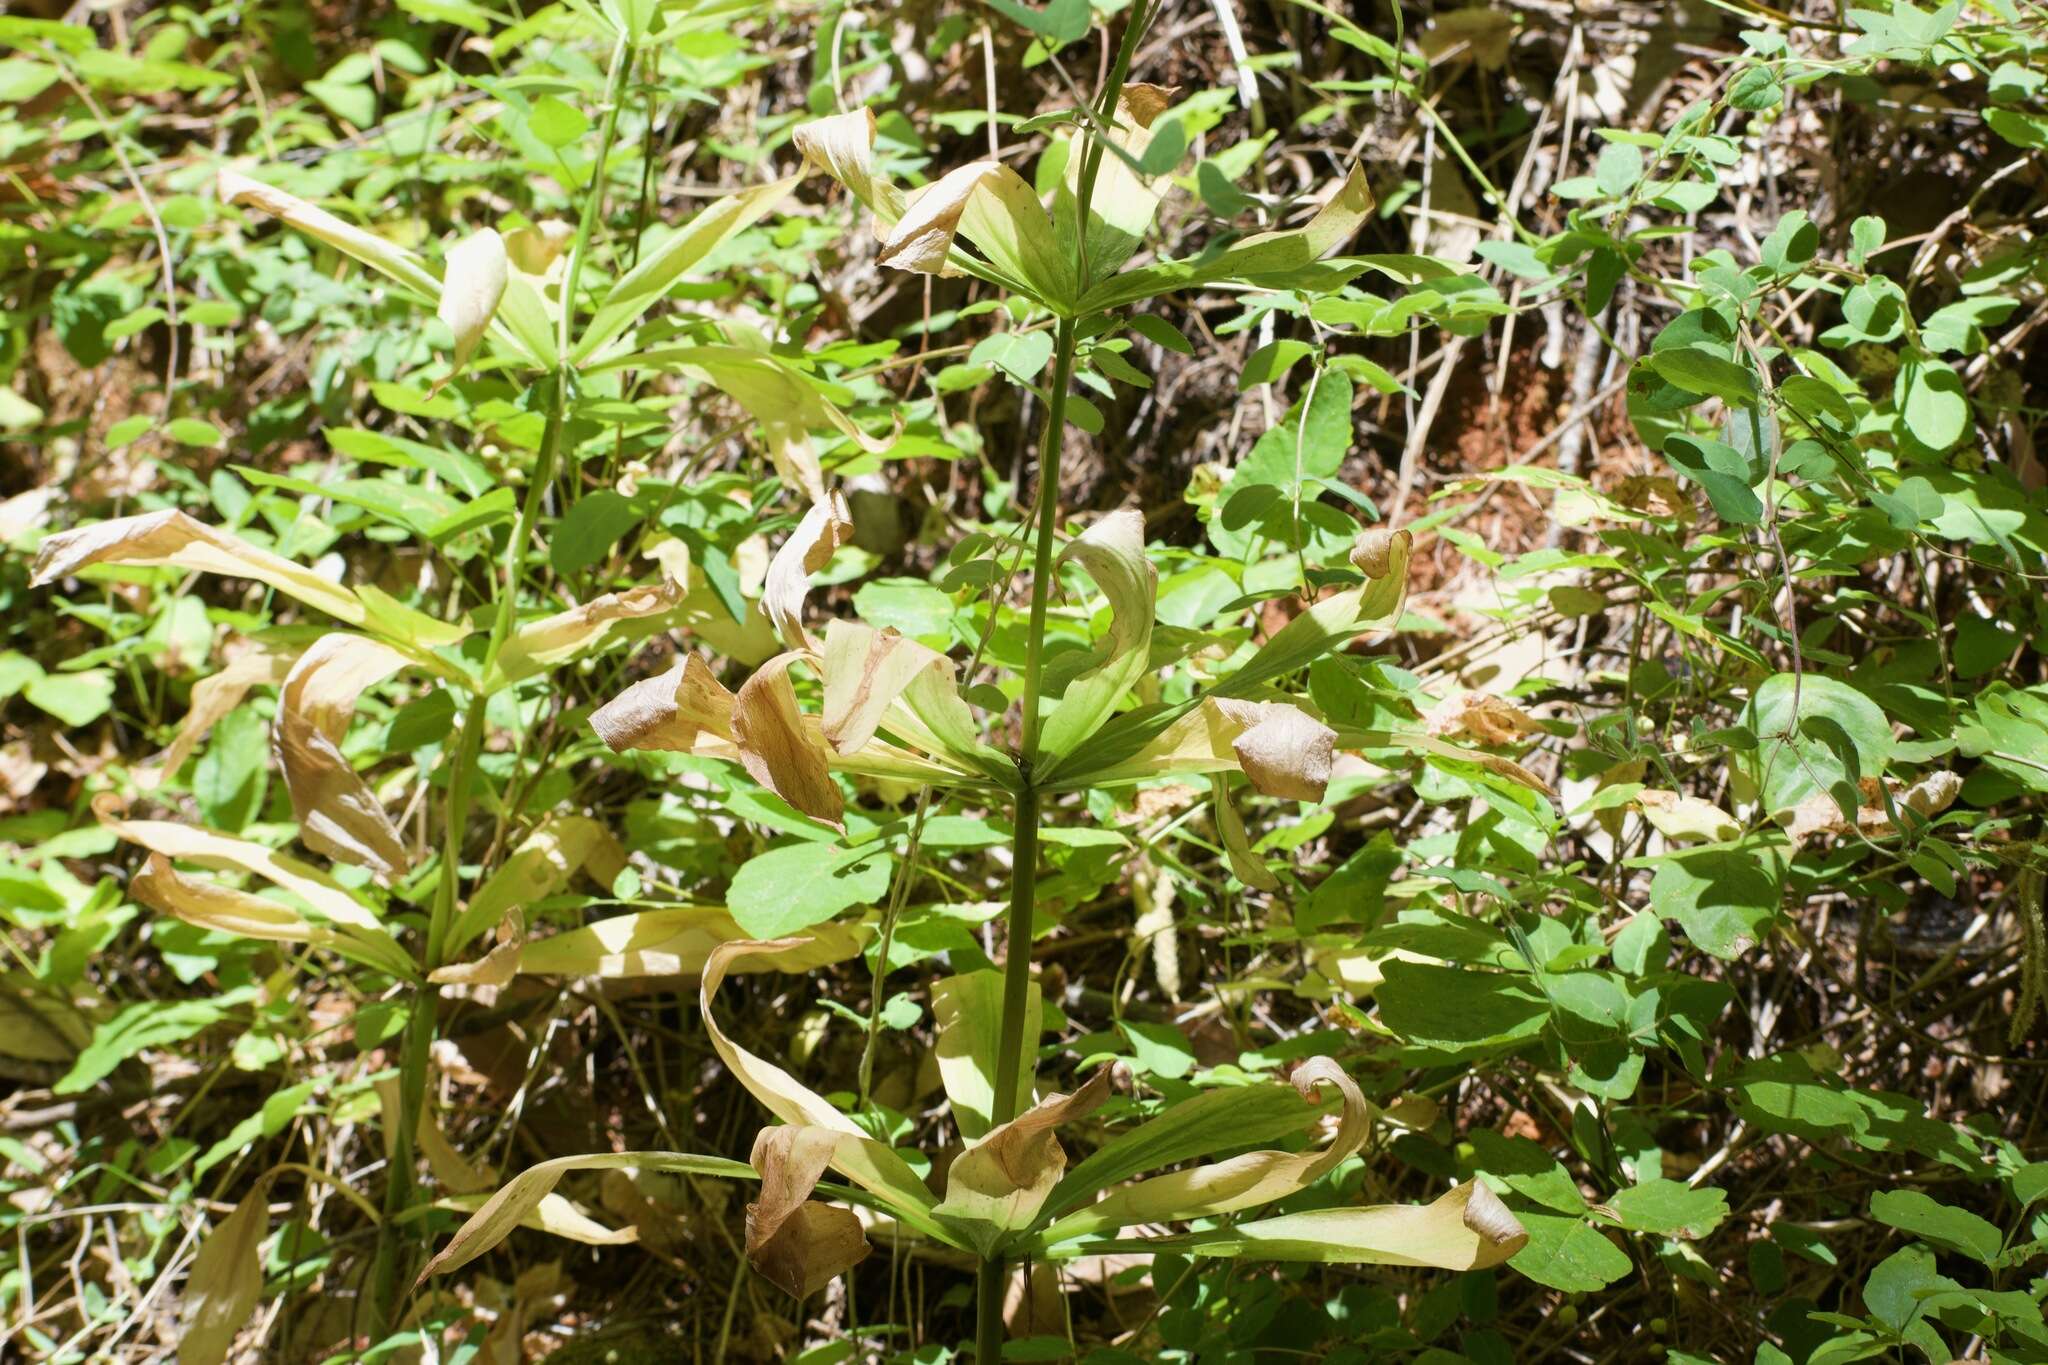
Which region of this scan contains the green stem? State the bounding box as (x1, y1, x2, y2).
(557, 30, 633, 358)
(370, 365, 569, 1327)
(1017, 318, 1078, 764)
(990, 783, 1042, 1127)
(974, 1256, 1007, 1361)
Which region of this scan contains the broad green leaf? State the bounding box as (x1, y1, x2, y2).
(574, 176, 801, 361)
(932, 969, 1041, 1140)
(1605, 1178, 1728, 1239)
(1742, 673, 1893, 818)
(726, 841, 893, 938)
(1509, 1210, 1634, 1291)
(1645, 841, 1785, 959)
(1869, 1190, 2002, 1266)
(1035, 509, 1157, 770)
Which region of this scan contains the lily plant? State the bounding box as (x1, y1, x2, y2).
(423, 0, 1534, 1351)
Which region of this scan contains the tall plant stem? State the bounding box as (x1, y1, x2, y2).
(976, 4, 1151, 1352)
(1017, 319, 1079, 765)
(370, 365, 568, 1327)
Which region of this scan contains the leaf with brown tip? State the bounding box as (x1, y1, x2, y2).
(937, 1062, 1126, 1248)
(733, 652, 844, 829)
(589, 653, 739, 757)
(747, 1125, 873, 1298)
(274, 635, 415, 879)
(1045, 1056, 1371, 1240)
(31, 509, 367, 626)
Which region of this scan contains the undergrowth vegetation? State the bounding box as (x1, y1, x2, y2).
(3, 0, 2047, 1360)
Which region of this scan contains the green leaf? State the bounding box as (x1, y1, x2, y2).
(725, 841, 892, 937)
(1646, 842, 1784, 958)
(971, 329, 1055, 384)
(1645, 348, 1758, 406)
(168, 418, 224, 448)
(1375, 961, 1548, 1056)
(1661, 433, 1761, 526)
(1238, 340, 1316, 391)
(58, 997, 238, 1093)
(1606, 1178, 1728, 1238)
(1898, 356, 1970, 451)
(550, 491, 643, 577)
(529, 94, 590, 148)
(1508, 1211, 1634, 1291)
(1863, 1245, 1954, 1332)
(1128, 314, 1193, 354)
(985, 0, 1090, 44)
(24, 669, 115, 727)
(194, 1081, 320, 1178)
(1869, 1190, 2002, 1266)
(1594, 142, 1644, 197)
(1759, 210, 1816, 273)
(1742, 673, 1893, 818)
(1119, 1018, 1195, 1079)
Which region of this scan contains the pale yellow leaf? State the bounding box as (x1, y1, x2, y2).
(31, 509, 366, 625)
(275, 635, 415, 879)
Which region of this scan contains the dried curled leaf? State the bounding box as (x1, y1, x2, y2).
(137, 644, 296, 788)
(437, 227, 508, 381)
(429, 907, 525, 987)
(747, 1126, 873, 1298)
(419, 1151, 756, 1283)
(1164, 1179, 1528, 1268)
(32, 509, 366, 626)
(275, 635, 415, 880)
(1212, 774, 1280, 892)
(793, 107, 1074, 305)
(1045, 1056, 1371, 1240)
(94, 796, 409, 976)
(734, 652, 844, 829)
(1426, 691, 1545, 746)
(133, 853, 333, 945)
(1785, 770, 1962, 848)
(937, 1062, 1126, 1247)
(764, 494, 852, 652)
(820, 619, 951, 757)
(701, 938, 935, 1219)
(489, 580, 684, 690)
(590, 653, 739, 757)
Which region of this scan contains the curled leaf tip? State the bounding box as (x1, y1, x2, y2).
(437, 227, 509, 379)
